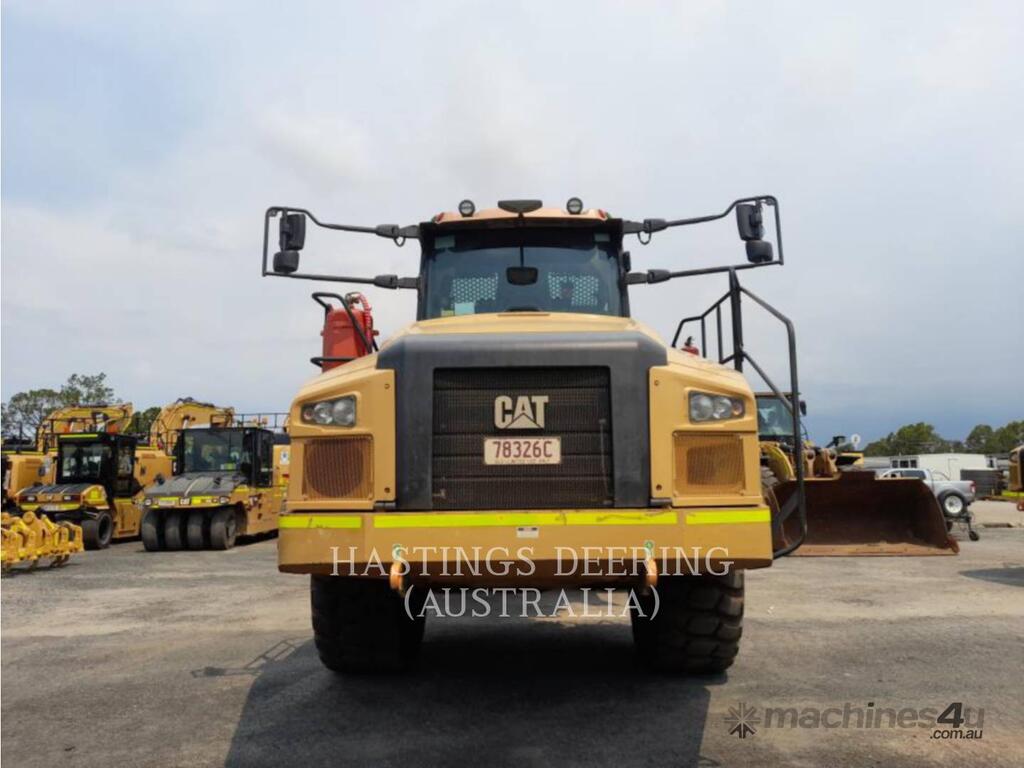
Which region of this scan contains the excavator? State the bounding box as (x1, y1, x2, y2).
(754, 393, 956, 556)
(8, 398, 233, 549)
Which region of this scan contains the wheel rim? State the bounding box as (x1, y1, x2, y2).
(945, 496, 963, 515)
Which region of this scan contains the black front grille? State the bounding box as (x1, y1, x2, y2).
(432, 367, 613, 509)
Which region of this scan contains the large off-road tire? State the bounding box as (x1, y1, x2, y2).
(209, 508, 238, 550)
(141, 510, 164, 551)
(631, 571, 744, 674)
(186, 511, 208, 550)
(311, 576, 426, 673)
(163, 510, 186, 551)
(81, 511, 114, 550)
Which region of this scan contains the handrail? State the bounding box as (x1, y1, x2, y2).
(672, 268, 806, 557)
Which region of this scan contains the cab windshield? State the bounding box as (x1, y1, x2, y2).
(423, 228, 623, 319)
(181, 430, 251, 474)
(756, 397, 794, 438)
(58, 442, 109, 483)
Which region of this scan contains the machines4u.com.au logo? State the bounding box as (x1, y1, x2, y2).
(724, 701, 984, 740)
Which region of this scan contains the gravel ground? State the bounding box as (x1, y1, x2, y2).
(2, 515, 1022, 767)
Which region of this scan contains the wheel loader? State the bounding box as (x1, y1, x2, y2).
(2, 404, 134, 511)
(754, 393, 955, 556)
(260, 195, 955, 675)
(139, 417, 288, 551)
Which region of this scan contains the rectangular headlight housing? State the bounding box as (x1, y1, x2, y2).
(301, 395, 357, 427)
(689, 391, 745, 423)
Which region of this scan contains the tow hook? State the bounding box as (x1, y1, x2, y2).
(641, 540, 658, 595)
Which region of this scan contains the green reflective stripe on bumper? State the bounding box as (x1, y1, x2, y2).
(684, 508, 771, 525)
(279, 515, 363, 529)
(373, 511, 680, 529)
(279, 508, 768, 531)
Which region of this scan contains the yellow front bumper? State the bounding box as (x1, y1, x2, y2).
(278, 507, 773, 584)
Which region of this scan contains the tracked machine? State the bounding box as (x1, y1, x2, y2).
(261, 195, 954, 674)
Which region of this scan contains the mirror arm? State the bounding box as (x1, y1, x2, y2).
(622, 195, 781, 258)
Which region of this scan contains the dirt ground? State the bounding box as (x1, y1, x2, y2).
(2, 502, 1022, 767)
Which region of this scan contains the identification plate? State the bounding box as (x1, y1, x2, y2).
(484, 437, 561, 465)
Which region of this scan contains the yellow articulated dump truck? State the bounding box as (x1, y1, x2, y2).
(260, 195, 951, 674)
(2, 404, 134, 509)
(139, 419, 287, 551)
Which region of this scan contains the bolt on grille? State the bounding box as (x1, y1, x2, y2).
(672, 433, 745, 495)
(432, 368, 613, 510)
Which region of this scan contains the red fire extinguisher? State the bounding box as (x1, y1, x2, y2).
(313, 292, 377, 370)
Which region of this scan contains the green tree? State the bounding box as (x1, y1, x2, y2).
(964, 424, 995, 453)
(992, 421, 1024, 453)
(1, 373, 116, 439)
(60, 373, 115, 406)
(127, 406, 162, 438)
(863, 422, 951, 456)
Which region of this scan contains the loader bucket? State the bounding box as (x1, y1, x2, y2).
(772, 471, 959, 556)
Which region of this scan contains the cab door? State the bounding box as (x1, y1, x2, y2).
(113, 439, 141, 535)
(250, 431, 282, 532)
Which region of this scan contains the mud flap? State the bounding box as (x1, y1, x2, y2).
(771, 471, 959, 556)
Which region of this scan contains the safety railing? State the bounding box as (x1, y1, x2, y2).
(672, 268, 806, 557)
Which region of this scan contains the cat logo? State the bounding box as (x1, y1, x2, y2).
(494, 395, 549, 430)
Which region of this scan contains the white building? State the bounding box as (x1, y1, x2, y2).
(887, 453, 989, 480)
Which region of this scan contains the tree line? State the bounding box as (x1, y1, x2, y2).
(863, 421, 1024, 457)
(0, 373, 161, 441)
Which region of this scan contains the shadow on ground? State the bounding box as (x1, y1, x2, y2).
(960, 566, 1024, 587)
(223, 614, 720, 767)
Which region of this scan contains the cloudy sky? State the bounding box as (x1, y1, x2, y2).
(2, 1, 1022, 444)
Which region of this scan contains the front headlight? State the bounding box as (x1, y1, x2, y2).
(302, 395, 357, 427)
(63, 494, 73, 501)
(25, 495, 36, 502)
(143, 497, 153, 507)
(689, 391, 745, 422)
(218, 495, 229, 504)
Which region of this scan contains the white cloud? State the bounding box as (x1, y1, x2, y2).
(2, 0, 1022, 442)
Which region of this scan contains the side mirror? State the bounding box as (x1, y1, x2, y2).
(279, 212, 306, 251)
(273, 250, 301, 274)
(735, 204, 764, 241)
(621, 251, 632, 273)
(745, 240, 773, 264)
(799, 400, 807, 416)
